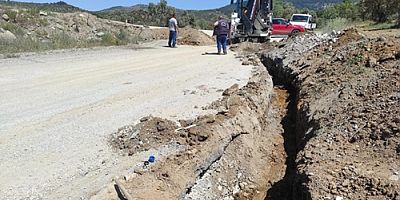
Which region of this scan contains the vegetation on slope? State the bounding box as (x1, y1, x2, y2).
(0, 0, 84, 13)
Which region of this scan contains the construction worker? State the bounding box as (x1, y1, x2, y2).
(168, 13, 178, 48)
(214, 16, 229, 55)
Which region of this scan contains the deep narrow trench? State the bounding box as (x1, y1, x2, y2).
(265, 85, 298, 200)
(261, 56, 312, 200)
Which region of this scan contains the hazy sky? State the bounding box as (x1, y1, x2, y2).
(15, 0, 229, 11)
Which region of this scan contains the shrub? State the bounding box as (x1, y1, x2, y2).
(101, 32, 117, 46)
(4, 9, 18, 22)
(0, 22, 25, 36)
(51, 32, 79, 49)
(116, 29, 129, 45)
(38, 18, 49, 27)
(320, 18, 351, 33)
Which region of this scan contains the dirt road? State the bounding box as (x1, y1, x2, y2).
(0, 42, 252, 199)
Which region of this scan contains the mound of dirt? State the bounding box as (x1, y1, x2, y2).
(139, 28, 169, 41)
(333, 28, 363, 47)
(295, 31, 399, 200)
(110, 117, 179, 156)
(262, 29, 400, 200)
(177, 27, 215, 46)
(139, 27, 214, 46)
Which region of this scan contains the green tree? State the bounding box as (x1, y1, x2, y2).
(360, 0, 394, 22)
(388, 0, 400, 26)
(338, 0, 359, 20)
(318, 0, 359, 20)
(273, 0, 298, 19)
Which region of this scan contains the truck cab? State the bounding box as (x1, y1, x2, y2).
(289, 14, 317, 30)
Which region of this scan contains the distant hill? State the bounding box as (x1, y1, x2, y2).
(94, 3, 226, 30)
(286, 0, 343, 9)
(0, 1, 84, 12)
(37, 0, 342, 30)
(93, 0, 342, 27)
(99, 4, 148, 12)
(217, 0, 343, 10)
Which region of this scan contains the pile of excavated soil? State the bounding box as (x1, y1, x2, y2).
(333, 28, 363, 47)
(230, 42, 273, 56)
(139, 28, 169, 41)
(138, 27, 215, 46)
(177, 27, 215, 46)
(262, 29, 400, 200)
(110, 117, 179, 156)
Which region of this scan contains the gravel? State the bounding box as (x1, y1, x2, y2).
(0, 42, 252, 199)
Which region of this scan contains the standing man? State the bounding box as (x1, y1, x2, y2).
(168, 13, 178, 48)
(214, 16, 229, 55)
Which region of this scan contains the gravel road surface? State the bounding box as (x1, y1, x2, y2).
(0, 42, 252, 199)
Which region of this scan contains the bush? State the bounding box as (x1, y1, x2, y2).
(4, 9, 18, 22)
(101, 32, 117, 46)
(0, 22, 25, 36)
(0, 37, 40, 54)
(320, 18, 351, 33)
(51, 32, 79, 49)
(0, 33, 84, 54)
(116, 29, 129, 45)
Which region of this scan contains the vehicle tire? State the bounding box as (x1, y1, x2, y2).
(231, 37, 240, 44)
(257, 37, 266, 43)
(291, 29, 300, 37)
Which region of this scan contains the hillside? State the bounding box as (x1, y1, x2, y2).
(95, 3, 227, 30)
(100, 4, 148, 12)
(0, 2, 214, 55)
(94, 0, 344, 29)
(0, 0, 84, 13)
(287, 0, 343, 9)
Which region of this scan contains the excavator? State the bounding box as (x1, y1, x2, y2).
(229, 0, 273, 43)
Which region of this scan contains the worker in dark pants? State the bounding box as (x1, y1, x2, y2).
(214, 16, 229, 55)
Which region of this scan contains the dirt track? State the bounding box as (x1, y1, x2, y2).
(0, 42, 252, 199)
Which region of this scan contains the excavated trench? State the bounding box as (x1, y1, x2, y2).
(261, 55, 316, 200)
(96, 50, 319, 200)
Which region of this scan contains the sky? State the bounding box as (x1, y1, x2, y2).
(15, 0, 230, 11)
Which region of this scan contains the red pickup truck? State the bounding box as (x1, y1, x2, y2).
(272, 18, 305, 36)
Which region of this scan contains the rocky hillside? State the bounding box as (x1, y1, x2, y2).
(0, 1, 84, 13)
(0, 6, 139, 54)
(0, 2, 214, 55)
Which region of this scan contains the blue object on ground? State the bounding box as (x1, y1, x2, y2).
(148, 155, 156, 163)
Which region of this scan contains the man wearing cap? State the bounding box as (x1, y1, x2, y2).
(214, 16, 229, 55)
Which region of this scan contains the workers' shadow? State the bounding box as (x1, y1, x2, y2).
(201, 52, 223, 56)
(162, 46, 181, 49)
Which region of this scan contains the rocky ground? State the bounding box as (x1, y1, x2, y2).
(262, 29, 400, 199)
(2, 4, 398, 198)
(95, 29, 399, 200)
(93, 68, 289, 200)
(0, 43, 253, 199)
